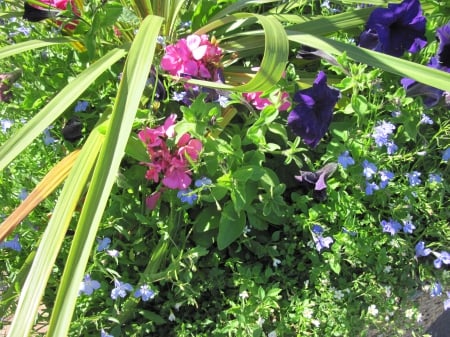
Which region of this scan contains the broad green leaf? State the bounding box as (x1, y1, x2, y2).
(46, 15, 163, 337)
(286, 31, 450, 92)
(218, 202, 246, 250)
(0, 38, 78, 59)
(0, 47, 127, 171)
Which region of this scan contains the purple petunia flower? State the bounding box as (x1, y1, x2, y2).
(79, 274, 101, 296)
(338, 151, 355, 168)
(401, 23, 450, 107)
(295, 163, 337, 201)
(288, 71, 340, 148)
(430, 282, 442, 297)
(415, 241, 431, 258)
(111, 279, 133, 300)
(381, 219, 402, 235)
(433, 251, 450, 269)
(134, 284, 155, 301)
(358, 0, 427, 57)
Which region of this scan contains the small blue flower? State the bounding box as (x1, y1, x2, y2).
(433, 251, 450, 269)
(194, 177, 212, 188)
(134, 284, 155, 301)
(173, 92, 187, 102)
(156, 35, 166, 47)
(365, 181, 379, 195)
(1, 119, 13, 133)
(442, 148, 450, 161)
(74, 100, 89, 112)
(312, 233, 334, 252)
(420, 113, 433, 125)
(402, 220, 416, 234)
(385, 141, 398, 155)
(428, 173, 442, 183)
(177, 189, 198, 205)
(372, 120, 396, 147)
(111, 279, 133, 300)
(430, 282, 442, 297)
(379, 170, 394, 189)
(362, 160, 377, 179)
(0, 235, 21, 252)
(338, 151, 355, 168)
(406, 171, 421, 186)
(444, 292, 450, 311)
(415, 241, 431, 258)
(216, 95, 229, 108)
(43, 127, 56, 145)
(100, 329, 114, 337)
(18, 188, 28, 201)
(97, 237, 111, 252)
(79, 274, 101, 296)
(381, 219, 402, 235)
(312, 224, 324, 234)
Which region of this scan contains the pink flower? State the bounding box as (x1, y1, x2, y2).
(243, 91, 291, 111)
(146, 191, 161, 210)
(161, 34, 222, 80)
(138, 115, 203, 204)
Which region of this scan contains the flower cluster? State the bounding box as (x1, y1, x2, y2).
(371, 120, 397, 154)
(380, 217, 415, 236)
(138, 114, 202, 191)
(362, 160, 395, 195)
(288, 71, 340, 147)
(358, 0, 427, 57)
(161, 34, 222, 80)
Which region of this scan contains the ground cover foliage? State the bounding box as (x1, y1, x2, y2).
(0, 0, 449, 336)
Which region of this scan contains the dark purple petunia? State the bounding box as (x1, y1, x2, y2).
(295, 162, 337, 201)
(358, 0, 427, 57)
(288, 71, 340, 148)
(401, 23, 450, 107)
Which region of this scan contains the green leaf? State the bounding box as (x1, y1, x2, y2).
(0, 38, 78, 60)
(286, 31, 450, 92)
(218, 202, 246, 250)
(0, 47, 127, 171)
(45, 15, 164, 337)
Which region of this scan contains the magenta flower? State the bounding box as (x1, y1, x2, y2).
(139, 114, 203, 196)
(243, 91, 291, 111)
(358, 0, 427, 57)
(288, 71, 340, 147)
(161, 34, 222, 80)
